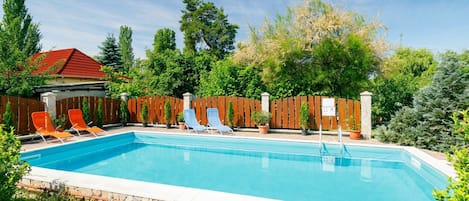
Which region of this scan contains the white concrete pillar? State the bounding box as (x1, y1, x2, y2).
(261, 92, 270, 112)
(360, 91, 372, 140)
(41, 92, 57, 120)
(183, 92, 193, 110)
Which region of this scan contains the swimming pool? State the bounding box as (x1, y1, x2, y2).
(22, 132, 451, 201)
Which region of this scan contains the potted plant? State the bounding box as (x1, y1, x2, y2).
(140, 102, 149, 127)
(299, 102, 309, 135)
(177, 111, 185, 130)
(164, 101, 171, 129)
(252, 111, 271, 134)
(347, 115, 361, 140)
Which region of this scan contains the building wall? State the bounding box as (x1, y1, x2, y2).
(47, 77, 102, 85)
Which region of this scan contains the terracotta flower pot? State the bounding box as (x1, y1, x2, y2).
(179, 122, 186, 130)
(349, 130, 361, 140)
(258, 125, 269, 134)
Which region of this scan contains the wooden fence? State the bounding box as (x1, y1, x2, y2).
(56, 96, 121, 128)
(0, 94, 360, 135)
(270, 96, 360, 130)
(0, 96, 45, 135)
(127, 96, 183, 124)
(191, 96, 261, 127)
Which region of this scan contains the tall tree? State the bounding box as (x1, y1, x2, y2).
(0, 0, 46, 97)
(97, 34, 122, 72)
(233, 0, 385, 99)
(118, 25, 134, 73)
(1, 0, 41, 56)
(180, 0, 238, 59)
(152, 28, 176, 54)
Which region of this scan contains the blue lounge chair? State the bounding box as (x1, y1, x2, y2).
(183, 109, 207, 133)
(207, 108, 234, 134)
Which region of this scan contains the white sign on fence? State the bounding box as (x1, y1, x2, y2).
(321, 98, 336, 116)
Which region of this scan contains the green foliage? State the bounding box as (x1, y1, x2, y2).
(81, 98, 91, 124)
(1, 0, 42, 56)
(381, 47, 437, 87)
(97, 34, 122, 72)
(233, 0, 384, 99)
(152, 28, 176, 54)
(0, 0, 47, 97)
(433, 110, 469, 201)
(383, 51, 469, 152)
(164, 101, 171, 124)
(52, 114, 67, 130)
(2, 101, 15, 133)
(198, 60, 265, 99)
(226, 101, 234, 127)
(180, 0, 238, 59)
(118, 25, 134, 73)
(119, 100, 128, 126)
(95, 99, 103, 128)
(252, 111, 271, 126)
(177, 112, 184, 122)
(371, 75, 417, 125)
(0, 125, 30, 200)
(140, 102, 148, 124)
(299, 102, 309, 130)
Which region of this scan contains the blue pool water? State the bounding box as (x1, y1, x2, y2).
(22, 132, 447, 201)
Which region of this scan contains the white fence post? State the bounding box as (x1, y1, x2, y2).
(183, 92, 193, 110)
(261, 92, 270, 112)
(40, 92, 57, 120)
(360, 91, 372, 140)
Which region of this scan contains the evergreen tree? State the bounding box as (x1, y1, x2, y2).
(0, 0, 46, 97)
(1, 0, 41, 56)
(97, 34, 122, 72)
(95, 99, 103, 128)
(2, 101, 15, 133)
(386, 51, 469, 151)
(118, 25, 134, 73)
(81, 98, 91, 124)
(180, 0, 238, 59)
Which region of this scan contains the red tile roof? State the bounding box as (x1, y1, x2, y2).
(31, 48, 105, 79)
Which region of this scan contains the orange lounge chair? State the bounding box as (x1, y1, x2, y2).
(31, 111, 74, 143)
(68, 109, 104, 137)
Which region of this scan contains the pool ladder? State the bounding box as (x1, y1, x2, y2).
(319, 125, 345, 157)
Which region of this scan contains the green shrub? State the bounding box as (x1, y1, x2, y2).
(164, 101, 171, 127)
(95, 99, 103, 128)
(299, 102, 309, 130)
(433, 109, 469, 200)
(177, 112, 184, 122)
(0, 125, 30, 200)
(119, 100, 128, 126)
(81, 98, 91, 123)
(3, 101, 15, 133)
(252, 111, 271, 126)
(384, 52, 469, 152)
(226, 101, 234, 127)
(140, 102, 149, 126)
(52, 114, 67, 130)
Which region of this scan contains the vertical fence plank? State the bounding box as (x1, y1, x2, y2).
(338, 98, 346, 129)
(354, 100, 361, 129)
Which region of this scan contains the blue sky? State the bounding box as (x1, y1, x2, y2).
(13, 0, 469, 58)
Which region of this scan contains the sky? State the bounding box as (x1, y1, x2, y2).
(8, 0, 468, 59)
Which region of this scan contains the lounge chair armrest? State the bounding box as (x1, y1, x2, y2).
(87, 121, 93, 126)
(55, 125, 62, 131)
